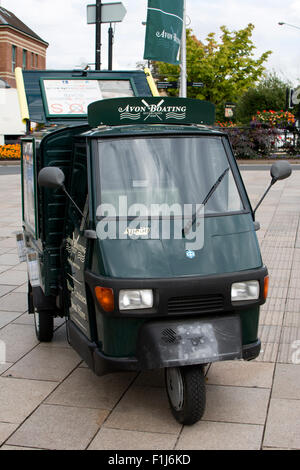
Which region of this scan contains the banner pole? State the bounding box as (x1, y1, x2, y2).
(180, 0, 187, 98)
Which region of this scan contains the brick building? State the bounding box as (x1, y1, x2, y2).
(0, 5, 48, 87)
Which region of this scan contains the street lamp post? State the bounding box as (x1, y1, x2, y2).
(278, 22, 300, 31)
(180, 0, 187, 98)
(95, 0, 102, 70)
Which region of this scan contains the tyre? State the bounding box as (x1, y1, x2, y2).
(34, 310, 54, 342)
(165, 365, 206, 425)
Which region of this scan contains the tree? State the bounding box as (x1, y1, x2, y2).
(235, 72, 292, 124)
(153, 24, 272, 119)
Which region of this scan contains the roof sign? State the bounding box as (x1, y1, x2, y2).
(88, 97, 215, 127)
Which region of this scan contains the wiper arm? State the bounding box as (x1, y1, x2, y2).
(183, 167, 230, 236)
(201, 167, 230, 207)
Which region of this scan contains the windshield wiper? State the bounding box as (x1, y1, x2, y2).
(201, 167, 230, 206)
(183, 167, 230, 236)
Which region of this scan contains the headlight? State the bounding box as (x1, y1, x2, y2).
(231, 281, 259, 302)
(119, 289, 154, 311)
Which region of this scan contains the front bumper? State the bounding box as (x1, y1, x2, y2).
(67, 316, 261, 377)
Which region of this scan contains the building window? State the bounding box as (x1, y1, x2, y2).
(31, 52, 34, 68)
(12, 45, 17, 72)
(22, 50, 27, 69)
(35, 54, 38, 68)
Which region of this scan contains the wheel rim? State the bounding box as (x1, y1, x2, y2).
(166, 367, 184, 411)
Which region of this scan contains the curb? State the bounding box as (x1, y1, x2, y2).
(0, 161, 21, 166)
(237, 159, 300, 164)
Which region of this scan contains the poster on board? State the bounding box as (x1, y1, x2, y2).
(42, 79, 103, 116)
(41, 79, 135, 118)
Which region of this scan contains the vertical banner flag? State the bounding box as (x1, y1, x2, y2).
(144, 0, 184, 65)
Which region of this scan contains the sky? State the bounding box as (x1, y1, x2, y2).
(1, 0, 300, 85)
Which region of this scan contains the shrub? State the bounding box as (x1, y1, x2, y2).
(216, 125, 280, 158)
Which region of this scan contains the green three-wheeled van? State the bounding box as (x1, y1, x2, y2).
(16, 68, 292, 425)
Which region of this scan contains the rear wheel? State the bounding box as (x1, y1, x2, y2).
(165, 365, 206, 425)
(34, 310, 54, 342)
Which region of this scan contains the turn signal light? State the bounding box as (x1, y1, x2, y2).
(95, 287, 114, 312)
(264, 276, 269, 300)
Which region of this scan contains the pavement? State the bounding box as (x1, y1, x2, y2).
(0, 169, 299, 451)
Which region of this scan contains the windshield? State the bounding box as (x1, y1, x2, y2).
(97, 136, 244, 216)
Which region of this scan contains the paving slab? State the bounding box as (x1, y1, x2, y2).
(260, 298, 287, 314)
(3, 345, 81, 382)
(203, 385, 270, 425)
(45, 367, 136, 409)
(284, 299, 300, 313)
(0, 377, 57, 424)
(258, 325, 282, 343)
(88, 428, 177, 451)
(0, 229, 18, 238)
(0, 270, 27, 286)
(256, 342, 279, 363)
(0, 285, 16, 298)
(281, 326, 300, 344)
(7, 404, 108, 450)
(0, 248, 12, 256)
(0, 324, 39, 362)
(266, 287, 288, 299)
(259, 310, 284, 326)
(277, 343, 300, 364)
(0, 445, 42, 450)
(176, 421, 264, 450)
(206, 361, 274, 388)
(0, 363, 13, 375)
(272, 364, 300, 400)
(11, 312, 34, 325)
(0, 422, 18, 446)
(104, 385, 181, 434)
(9, 263, 27, 272)
(263, 398, 300, 449)
(287, 288, 300, 300)
(268, 269, 291, 285)
(0, 253, 20, 266)
(284, 312, 300, 327)
(12, 283, 27, 293)
(0, 292, 27, 311)
(0, 310, 23, 329)
(0, 266, 9, 275)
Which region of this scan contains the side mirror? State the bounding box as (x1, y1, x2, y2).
(253, 160, 292, 216)
(271, 161, 292, 184)
(38, 166, 85, 219)
(38, 167, 65, 189)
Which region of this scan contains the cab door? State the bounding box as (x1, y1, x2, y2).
(63, 144, 93, 340)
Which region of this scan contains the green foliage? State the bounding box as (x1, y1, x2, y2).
(153, 24, 271, 112)
(235, 73, 291, 124)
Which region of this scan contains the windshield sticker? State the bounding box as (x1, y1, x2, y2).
(186, 250, 196, 259)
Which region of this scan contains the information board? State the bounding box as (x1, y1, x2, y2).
(40, 78, 135, 118)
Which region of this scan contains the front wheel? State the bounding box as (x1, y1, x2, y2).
(34, 310, 54, 342)
(165, 365, 206, 425)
